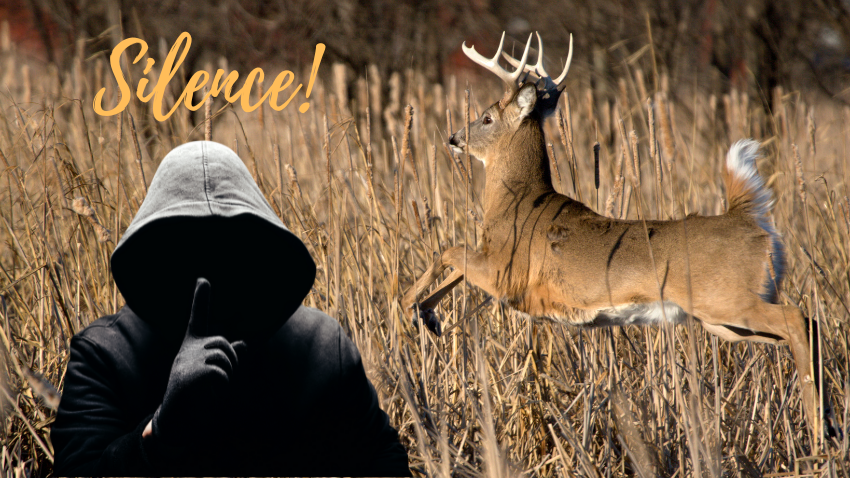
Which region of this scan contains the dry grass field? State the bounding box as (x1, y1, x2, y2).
(0, 29, 848, 477)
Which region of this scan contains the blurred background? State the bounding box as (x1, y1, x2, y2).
(4, 0, 850, 105)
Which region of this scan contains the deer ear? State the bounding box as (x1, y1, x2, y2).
(515, 84, 537, 120)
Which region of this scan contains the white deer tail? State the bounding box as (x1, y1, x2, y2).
(724, 139, 785, 302)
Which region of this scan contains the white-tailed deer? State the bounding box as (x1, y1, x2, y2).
(402, 32, 837, 439)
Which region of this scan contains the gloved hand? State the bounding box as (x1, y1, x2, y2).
(149, 278, 246, 448)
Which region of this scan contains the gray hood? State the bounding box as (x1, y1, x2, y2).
(111, 141, 316, 340)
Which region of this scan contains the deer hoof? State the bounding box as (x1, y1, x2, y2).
(414, 305, 442, 337)
(823, 404, 843, 441)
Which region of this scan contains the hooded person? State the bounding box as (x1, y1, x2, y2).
(50, 141, 411, 476)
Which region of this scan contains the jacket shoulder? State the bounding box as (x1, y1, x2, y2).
(275, 306, 345, 351)
(268, 306, 360, 370)
(283, 305, 341, 332)
(79, 307, 130, 333)
(74, 306, 154, 352)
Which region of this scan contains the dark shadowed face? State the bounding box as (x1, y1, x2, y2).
(112, 214, 315, 341)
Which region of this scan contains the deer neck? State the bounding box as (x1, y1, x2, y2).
(483, 119, 554, 210)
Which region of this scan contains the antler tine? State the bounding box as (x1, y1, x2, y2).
(507, 33, 533, 84)
(532, 32, 549, 79)
(553, 33, 574, 89)
(462, 32, 533, 102)
(524, 32, 550, 79)
(501, 32, 574, 91)
(501, 33, 542, 75)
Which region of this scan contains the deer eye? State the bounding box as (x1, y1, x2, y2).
(482, 115, 492, 125)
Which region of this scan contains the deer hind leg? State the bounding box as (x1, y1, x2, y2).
(402, 246, 498, 336)
(704, 303, 825, 440)
(767, 304, 822, 441)
(761, 304, 841, 440)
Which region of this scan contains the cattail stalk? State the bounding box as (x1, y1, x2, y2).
(323, 114, 333, 312)
(630, 131, 641, 219)
(566, 108, 579, 200)
(617, 118, 633, 215)
(286, 164, 303, 201)
(72, 197, 110, 243)
(548, 142, 563, 191)
(128, 113, 147, 194)
(257, 81, 264, 129)
(412, 200, 424, 238)
(807, 107, 816, 156)
(429, 140, 437, 233)
(655, 92, 676, 170)
(630, 130, 641, 189)
(462, 85, 472, 407)
(605, 134, 625, 217)
(793, 144, 806, 205)
(557, 101, 579, 200)
(593, 142, 600, 192)
(204, 86, 212, 141)
(365, 107, 375, 201)
(842, 196, 850, 236)
(274, 144, 283, 214)
(112, 111, 124, 309)
(591, 138, 600, 213)
(400, 105, 418, 193)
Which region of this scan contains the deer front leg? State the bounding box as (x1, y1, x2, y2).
(402, 246, 498, 336)
(402, 247, 460, 311)
(419, 269, 464, 310)
(412, 270, 464, 336)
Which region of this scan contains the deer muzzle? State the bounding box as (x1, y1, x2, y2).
(448, 131, 466, 154)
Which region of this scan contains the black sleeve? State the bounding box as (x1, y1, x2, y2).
(51, 335, 157, 476)
(336, 330, 412, 477)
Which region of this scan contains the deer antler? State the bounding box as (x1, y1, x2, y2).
(501, 32, 574, 115)
(462, 32, 533, 107)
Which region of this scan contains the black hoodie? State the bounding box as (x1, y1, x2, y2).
(50, 141, 410, 476)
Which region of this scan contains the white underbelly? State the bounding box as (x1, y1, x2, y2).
(592, 301, 687, 326)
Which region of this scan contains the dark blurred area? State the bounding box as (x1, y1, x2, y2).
(4, 0, 850, 105)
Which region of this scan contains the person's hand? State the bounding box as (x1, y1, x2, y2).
(147, 278, 246, 447)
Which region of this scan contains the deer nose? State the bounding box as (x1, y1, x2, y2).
(448, 134, 466, 154)
(449, 132, 465, 148)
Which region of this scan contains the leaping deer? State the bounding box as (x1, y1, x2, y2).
(402, 32, 837, 439)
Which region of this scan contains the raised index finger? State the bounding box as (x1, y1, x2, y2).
(187, 277, 212, 337)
